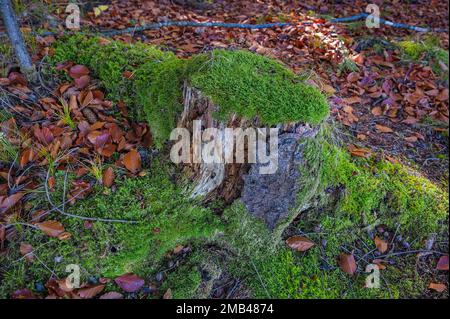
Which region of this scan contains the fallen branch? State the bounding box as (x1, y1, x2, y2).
(330, 13, 447, 33)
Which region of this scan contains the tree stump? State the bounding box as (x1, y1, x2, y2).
(175, 83, 323, 232)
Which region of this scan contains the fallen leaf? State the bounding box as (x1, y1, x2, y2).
(163, 288, 173, 299)
(102, 167, 115, 188)
(77, 284, 105, 299)
(99, 291, 124, 299)
(436, 89, 449, 102)
(374, 236, 388, 253)
(348, 144, 372, 158)
(11, 288, 36, 299)
(123, 149, 141, 173)
(37, 220, 65, 238)
(115, 273, 145, 293)
(429, 282, 446, 292)
(371, 106, 383, 116)
(0, 192, 24, 213)
(436, 255, 449, 271)
(286, 235, 315, 252)
(404, 136, 418, 143)
(338, 253, 357, 275)
(20, 242, 34, 261)
(75, 75, 91, 89)
(69, 65, 90, 79)
(375, 124, 394, 133)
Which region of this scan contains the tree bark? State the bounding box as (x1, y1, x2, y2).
(0, 0, 36, 82)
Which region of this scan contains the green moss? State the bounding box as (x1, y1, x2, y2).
(160, 263, 202, 299)
(0, 161, 221, 297)
(398, 39, 449, 80)
(188, 50, 329, 126)
(51, 36, 329, 147)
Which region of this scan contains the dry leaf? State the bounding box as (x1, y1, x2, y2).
(429, 282, 446, 292)
(375, 124, 393, 133)
(348, 144, 372, 158)
(286, 235, 315, 252)
(115, 273, 145, 293)
(123, 149, 141, 173)
(69, 65, 90, 79)
(374, 236, 388, 253)
(102, 167, 115, 188)
(77, 284, 105, 299)
(99, 291, 124, 299)
(37, 220, 65, 238)
(436, 255, 449, 271)
(338, 253, 357, 275)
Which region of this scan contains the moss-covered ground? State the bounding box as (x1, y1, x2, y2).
(0, 36, 447, 299)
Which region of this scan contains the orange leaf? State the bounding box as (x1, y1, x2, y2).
(0, 192, 24, 213)
(286, 235, 315, 252)
(20, 149, 34, 168)
(77, 284, 105, 299)
(37, 220, 65, 238)
(429, 282, 447, 292)
(123, 149, 141, 173)
(374, 236, 388, 253)
(348, 144, 372, 158)
(375, 124, 393, 133)
(338, 253, 357, 275)
(371, 107, 382, 116)
(102, 167, 115, 188)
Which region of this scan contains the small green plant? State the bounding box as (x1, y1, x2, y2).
(0, 132, 18, 162)
(337, 57, 359, 76)
(57, 99, 76, 129)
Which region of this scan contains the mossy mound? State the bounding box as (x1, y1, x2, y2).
(51, 35, 329, 147)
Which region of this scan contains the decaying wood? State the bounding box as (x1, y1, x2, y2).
(178, 83, 322, 230)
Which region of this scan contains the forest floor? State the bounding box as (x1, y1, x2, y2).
(0, 0, 448, 299)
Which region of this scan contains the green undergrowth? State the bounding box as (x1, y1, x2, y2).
(397, 38, 449, 81)
(234, 127, 448, 299)
(51, 35, 329, 147)
(0, 160, 221, 298)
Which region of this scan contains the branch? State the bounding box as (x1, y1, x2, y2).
(0, 0, 36, 80)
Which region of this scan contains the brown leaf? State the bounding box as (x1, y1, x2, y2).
(57, 232, 72, 240)
(286, 235, 315, 252)
(404, 136, 418, 143)
(374, 236, 388, 253)
(115, 273, 145, 293)
(338, 253, 357, 275)
(77, 284, 105, 299)
(436, 255, 449, 271)
(122, 70, 134, 79)
(20, 242, 34, 261)
(429, 282, 447, 292)
(99, 291, 124, 299)
(436, 89, 449, 102)
(343, 96, 362, 105)
(347, 144, 372, 158)
(371, 106, 383, 116)
(102, 167, 115, 188)
(11, 288, 37, 299)
(75, 75, 91, 89)
(20, 149, 35, 168)
(0, 192, 24, 213)
(346, 72, 360, 83)
(163, 288, 173, 299)
(123, 149, 141, 173)
(69, 65, 90, 79)
(37, 220, 65, 238)
(375, 124, 394, 133)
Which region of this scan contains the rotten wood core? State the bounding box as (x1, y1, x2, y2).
(177, 83, 320, 229)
